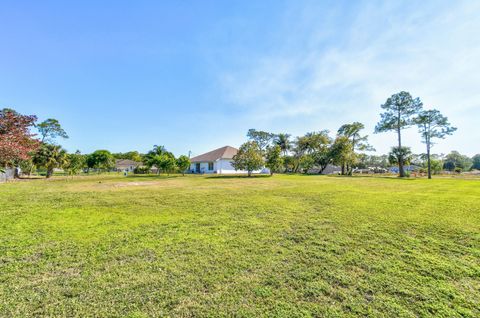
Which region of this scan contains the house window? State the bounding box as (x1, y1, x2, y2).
(208, 162, 214, 170)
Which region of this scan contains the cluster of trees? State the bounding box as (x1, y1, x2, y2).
(375, 91, 456, 178)
(111, 151, 143, 162)
(442, 151, 478, 172)
(0, 108, 72, 178)
(143, 145, 190, 175)
(355, 151, 478, 175)
(232, 124, 374, 176)
(232, 91, 468, 179)
(1, 102, 477, 179)
(0, 107, 194, 178)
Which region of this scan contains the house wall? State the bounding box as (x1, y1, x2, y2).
(189, 162, 216, 174)
(217, 159, 237, 174)
(190, 159, 269, 174)
(115, 165, 136, 172)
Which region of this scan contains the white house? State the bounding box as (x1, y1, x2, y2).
(114, 159, 141, 172)
(189, 145, 269, 174)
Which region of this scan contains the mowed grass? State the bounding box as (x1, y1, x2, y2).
(0, 174, 479, 317)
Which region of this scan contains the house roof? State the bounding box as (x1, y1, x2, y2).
(115, 159, 142, 166)
(190, 146, 238, 163)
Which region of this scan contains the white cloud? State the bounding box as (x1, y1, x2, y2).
(218, 0, 480, 155)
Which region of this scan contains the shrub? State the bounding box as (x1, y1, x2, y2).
(134, 166, 150, 174)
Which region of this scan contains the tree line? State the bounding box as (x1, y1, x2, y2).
(232, 124, 374, 176)
(1, 91, 477, 179)
(0, 108, 192, 178)
(233, 91, 465, 178)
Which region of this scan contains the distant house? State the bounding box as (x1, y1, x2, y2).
(307, 164, 342, 175)
(189, 145, 269, 174)
(115, 159, 141, 172)
(389, 165, 421, 174)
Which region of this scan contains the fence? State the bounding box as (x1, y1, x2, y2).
(0, 168, 15, 182)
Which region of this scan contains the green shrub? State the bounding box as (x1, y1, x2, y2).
(133, 166, 150, 174)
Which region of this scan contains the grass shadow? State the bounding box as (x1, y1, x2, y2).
(205, 174, 272, 179)
(126, 174, 180, 180)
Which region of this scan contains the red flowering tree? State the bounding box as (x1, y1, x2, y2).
(0, 108, 39, 166)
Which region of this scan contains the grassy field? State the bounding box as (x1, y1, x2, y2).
(1, 174, 479, 317)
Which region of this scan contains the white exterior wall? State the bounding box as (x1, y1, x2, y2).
(190, 159, 269, 174)
(189, 162, 214, 173)
(217, 159, 238, 174)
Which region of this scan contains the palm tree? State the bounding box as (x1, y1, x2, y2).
(33, 144, 68, 178)
(337, 122, 373, 175)
(274, 133, 291, 156)
(274, 133, 291, 173)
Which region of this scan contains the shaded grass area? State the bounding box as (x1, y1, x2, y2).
(0, 175, 479, 317)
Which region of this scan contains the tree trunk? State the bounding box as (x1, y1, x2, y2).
(248, 170, 252, 177)
(341, 164, 345, 175)
(427, 143, 432, 179)
(318, 163, 328, 175)
(46, 168, 53, 178)
(397, 126, 405, 177)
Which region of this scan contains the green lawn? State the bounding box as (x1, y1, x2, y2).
(1, 174, 479, 317)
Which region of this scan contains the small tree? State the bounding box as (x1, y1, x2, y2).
(86, 150, 115, 173)
(37, 118, 68, 143)
(298, 155, 315, 174)
(0, 108, 39, 167)
(232, 141, 264, 177)
(283, 156, 296, 173)
(18, 158, 36, 176)
(148, 153, 176, 175)
(388, 146, 412, 170)
(274, 133, 291, 172)
(295, 130, 332, 174)
(329, 136, 355, 175)
(145, 145, 173, 173)
(176, 155, 191, 176)
(33, 144, 68, 178)
(414, 109, 456, 179)
(148, 155, 163, 174)
(337, 122, 374, 174)
(428, 159, 443, 175)
(375, 91, 423, 177)
(160, 154, 177, 175)
(265, 145, 284, 176)
(472, 154, 480, 170)
(64, 151, 86, 178)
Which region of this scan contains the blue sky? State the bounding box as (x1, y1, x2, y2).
(1, 0, 479, 157)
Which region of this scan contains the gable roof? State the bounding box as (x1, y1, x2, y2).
(115, 159, 141, 166)
(190, 146, 238, 163)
